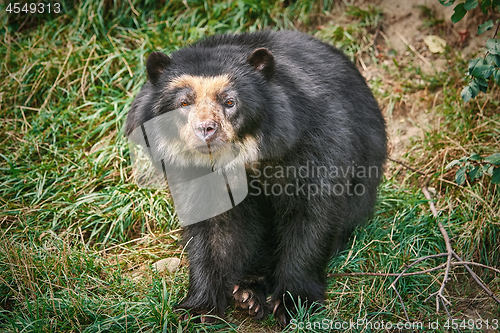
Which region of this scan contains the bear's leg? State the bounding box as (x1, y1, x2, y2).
(270, 205, 343, 326)
(177, 199, 269, 322)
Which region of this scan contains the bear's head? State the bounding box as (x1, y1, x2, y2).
(126, 46, 275, 168)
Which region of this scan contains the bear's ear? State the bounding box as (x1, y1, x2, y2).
(146, 51, 171, 84)
(247, 48, 274, 80)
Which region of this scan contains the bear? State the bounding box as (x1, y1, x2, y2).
(125, 30, 387, 326)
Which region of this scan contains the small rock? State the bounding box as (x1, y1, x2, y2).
(153, 257, 181, 273)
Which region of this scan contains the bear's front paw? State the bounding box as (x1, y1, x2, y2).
(270, 296, 296, 327)
(271, 293, 324, 327)
(233, 284, 269, 320)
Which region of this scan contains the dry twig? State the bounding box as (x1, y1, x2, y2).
(395, 31, 431, 66)
(388, 157, 426, 175)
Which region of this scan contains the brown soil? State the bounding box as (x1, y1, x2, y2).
(354, 0, 492, 162)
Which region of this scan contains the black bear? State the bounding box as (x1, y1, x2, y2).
(125, 30, 387, 326)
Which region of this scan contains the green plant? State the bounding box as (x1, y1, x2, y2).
(446, 153, 500, 185)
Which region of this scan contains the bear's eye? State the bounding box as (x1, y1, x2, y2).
(181, 101, 190, 107)
(224, 99, 235, 108)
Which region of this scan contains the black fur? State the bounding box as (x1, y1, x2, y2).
(126, 30, 387, 325)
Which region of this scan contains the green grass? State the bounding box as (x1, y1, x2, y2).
(1, 0, 499, 332)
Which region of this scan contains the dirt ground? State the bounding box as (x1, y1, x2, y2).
(373, 0, 488, 57)
(353, 0, 491, 161)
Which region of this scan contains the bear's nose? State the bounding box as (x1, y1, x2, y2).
(194, 121, 218, 141)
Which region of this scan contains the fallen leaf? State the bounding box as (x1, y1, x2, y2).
(423, 35, 447, 53)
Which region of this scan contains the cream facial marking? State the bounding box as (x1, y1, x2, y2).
(168, 74, 231, 104)
(169, 74, 237, 148)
